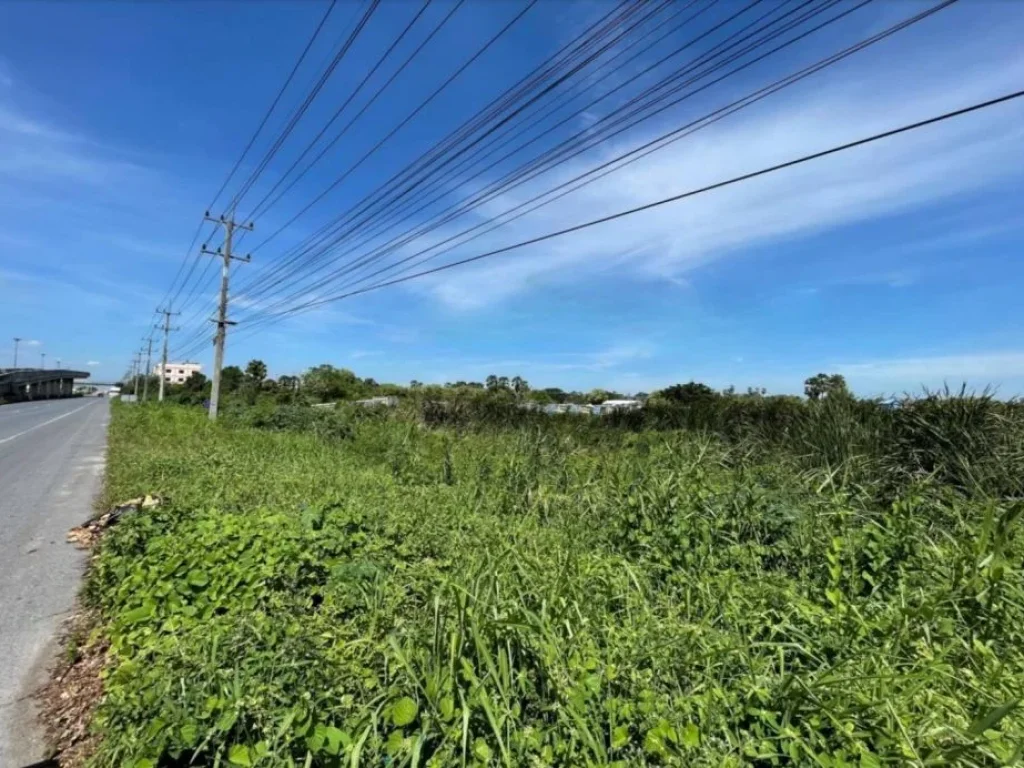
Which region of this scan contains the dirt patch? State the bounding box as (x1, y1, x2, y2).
(67, 494, 160, 549)
(36, 610, 107, 768)
(36, 497, 160, 765)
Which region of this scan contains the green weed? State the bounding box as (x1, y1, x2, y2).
(83, 404, 1024, 766)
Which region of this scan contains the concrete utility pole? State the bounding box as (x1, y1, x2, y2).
(132, 353, 141, 399)
(142, 337, 154, 402)
(12, 337, 21, 368)
(157, 307, 180, 402)
(56, 358, 61, 370)
(201, 212, 253, 421)
(40, 352, 46, 369)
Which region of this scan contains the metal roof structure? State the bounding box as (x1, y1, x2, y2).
(0, 368, 90, 399)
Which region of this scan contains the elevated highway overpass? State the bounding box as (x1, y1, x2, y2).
(0, 368, 90, 402)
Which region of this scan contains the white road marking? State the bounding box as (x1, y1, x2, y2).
(0, 404, 91, 446)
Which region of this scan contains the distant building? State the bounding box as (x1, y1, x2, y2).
(154, 361, 202, 385)
(600, 399, 643, 414)
(543, 403, 595, 416)
(353, 396, 399, 408)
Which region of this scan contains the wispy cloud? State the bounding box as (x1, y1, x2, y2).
(0, 98, 153, 189)
(389, 12, 1024, 310)
(545, 342, 656, 372)
(0, 60, 13, 90)
(86, 360, 101, 366)
(835, 351, 1024, 384)
(350, 350, 383, 359)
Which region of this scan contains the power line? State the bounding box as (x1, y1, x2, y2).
(226, 0, 382, 214)
(278, 89, 1024, 316)
(170, 0, 380, 328)
(307, 0, 861, 297)
(173, 0, 844, 357)
(235, 0, 642, 284)
(241, 0, 446, 222)
(158, 1, 337, 317)
(298, 0, 822, 296)
(210, 0, 339, 214)
(171, 0, 635, 356)
(224, 0, 692, 325)
(168, 1, 379, 347)
(229, 0, 850, 320)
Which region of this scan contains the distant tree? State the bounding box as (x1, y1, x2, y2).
(485, 375, 499, 390)
(466, 381, 484, 389)
(804, 373, 849, 401)
(497, 376, 510, 390)
(303, 365, 363, 401)
(410, 380, 423, 389)
(722, 385, 736, 397)
(659, 381, 717, 404)
(527, 389, 553, 404)
(278, 375, 299, 391)
(245, 359, 268, 384)
(746, 386, 767, 397)
(184, 371, 208, 392)
(542, 387, 568, 403)
(221, 365, 244, 393)
(511, 376, 529, 397)
(585, 388, 619, 404)
(635, 392, 650, 401)
(363, 377, 378, 389)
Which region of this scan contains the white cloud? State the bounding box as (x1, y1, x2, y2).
(0, 101, 152, 187)
(22, 339, 41, 347)
(551, 342, 655, 371)
(835, 351, 1024, 384)
(350, 350, 383, 359)
(378, 9, 1024, 310)
(86, 360, 101, 367)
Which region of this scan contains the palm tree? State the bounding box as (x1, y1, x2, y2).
(511, 376, 529, 398)
(245, 359, 268, 384)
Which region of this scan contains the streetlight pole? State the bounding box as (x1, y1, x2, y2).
(41, 352, 46, 369)
(13, 337, 21, 368)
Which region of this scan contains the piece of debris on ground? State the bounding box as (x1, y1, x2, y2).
(66, 494, 161, 549)
(36, 610, 107, 768)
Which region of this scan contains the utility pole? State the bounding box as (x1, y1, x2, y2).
(201, 211, 253, 421)
(131, 353, 141, 400)
(56, 358, 61, 370)
(157, 306, 180, 402)
(41, 352, 46, 369)
(142, 337, 154, 402)
(12, 337, 21, 368)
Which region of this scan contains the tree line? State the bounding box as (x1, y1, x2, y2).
(129, 357, 857, 408)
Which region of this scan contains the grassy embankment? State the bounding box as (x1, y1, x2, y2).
(82, 400, 1023, 766)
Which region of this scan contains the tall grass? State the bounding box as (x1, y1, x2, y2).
(83, 402, 1024, 766)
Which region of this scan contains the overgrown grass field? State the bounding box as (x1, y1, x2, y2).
(85, 401, 1023, 766)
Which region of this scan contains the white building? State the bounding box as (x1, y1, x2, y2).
(154, 361, 202, 385)
(354, 396, 399, 408)
(599, 399, 643, 414)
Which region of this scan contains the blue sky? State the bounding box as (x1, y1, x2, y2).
(0, 0, 1022, 396)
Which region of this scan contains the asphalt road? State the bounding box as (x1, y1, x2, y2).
(0, 398, 109, 766)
